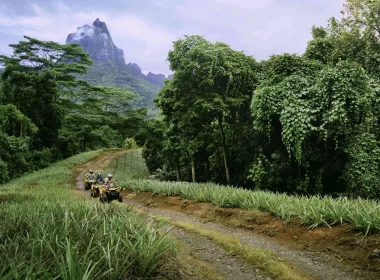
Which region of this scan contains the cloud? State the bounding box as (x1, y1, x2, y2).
(0, 0, 343, 74)
(0, 1, 176, 74)
(71, 25, 95, 40)
(172, 0, 342, 60)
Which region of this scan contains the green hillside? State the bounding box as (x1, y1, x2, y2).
(66, 18, 162, 117)
(81, 62, 160, 116)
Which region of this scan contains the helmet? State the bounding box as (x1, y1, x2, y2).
(98, 172, 102, 176)
(107, 173, 112, 179)
(89, 170, 93, 174)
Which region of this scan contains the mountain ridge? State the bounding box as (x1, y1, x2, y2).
(66, 18, 170, 87)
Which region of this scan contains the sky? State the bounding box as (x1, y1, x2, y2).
(0, 0, 343, 76)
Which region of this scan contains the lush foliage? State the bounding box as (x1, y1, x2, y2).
(142, 1, 380, 198)
(250, 55, 379, 196)
(152, 36, 259, 185)
(0, 37, 147, 182)
(82, 61, 161, 117)
(124, 137, 138, 149)
(58, 85, 146, 157)
(0, 151, 174, 279)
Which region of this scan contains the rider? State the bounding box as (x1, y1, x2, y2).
(96, 172, 104, 184)
(86, 170, 96, 180)
(104, 173, 115, 188)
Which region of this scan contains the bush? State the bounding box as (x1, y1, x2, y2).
(124, 137, 137, 149)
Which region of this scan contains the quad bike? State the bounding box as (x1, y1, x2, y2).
(90, 178, 105, 198)
(99, 182, 123, 203)
(84, 179, 96, 190)
(90, 183, 101, 198)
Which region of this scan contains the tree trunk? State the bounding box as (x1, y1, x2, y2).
(175, 156, 180, 181)
(217, 114, 231, 185)
(206, 157, 211, 181)
(191, 159, 196, 183)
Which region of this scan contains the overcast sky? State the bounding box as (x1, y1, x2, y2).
(0, 0, 343, 75)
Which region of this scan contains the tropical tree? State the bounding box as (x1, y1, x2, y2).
(0, 36, 92, 148)
(157, 36, 259, 184)
(0, 104, 38, 182)
(251, 52, 379, 197)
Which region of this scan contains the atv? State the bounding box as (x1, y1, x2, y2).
(90, 183, 101, 198)
(90, 178, 105, 198)
(84, 179, 96, 190)
(99, 183, 123, 203)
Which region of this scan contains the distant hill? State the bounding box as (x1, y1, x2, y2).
(66, 18, 170, 113)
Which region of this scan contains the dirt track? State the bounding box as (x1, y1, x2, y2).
(75, 150, 268, 280)
(74, 150, 377, 280)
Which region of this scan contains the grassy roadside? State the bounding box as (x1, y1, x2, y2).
(0, 150, 175, 279)
(129, 205, 312, 280)
(109, 151, 380, 234)
(171, 220, 312, 280)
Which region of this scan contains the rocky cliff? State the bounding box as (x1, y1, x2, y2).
(66, 18, 171, 86)
(66, 19, 172, 112)
(146, 72, 167, 87)
(66, 18, 126, 67)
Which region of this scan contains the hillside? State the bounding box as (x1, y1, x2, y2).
(82, 61, 161, 115)
(66, 18, 170, 112)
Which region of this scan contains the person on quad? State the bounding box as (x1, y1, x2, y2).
(86, 170, 96, 180)
(96, 172, 104, 185)
(104, 173, 115, 189)
(84, 170, 97, 190)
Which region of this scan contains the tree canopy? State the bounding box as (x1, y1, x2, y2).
(0, 36, 147, 182)
(142, 1, 380, 198)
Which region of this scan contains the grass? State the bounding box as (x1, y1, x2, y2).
(108, 150, 380, 234)
(160, 244, 224, 280)
(0, 150, 175, 279)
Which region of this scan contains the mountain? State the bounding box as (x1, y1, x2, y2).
(67, 18, 126, 67)
(66, 18, 171, 113)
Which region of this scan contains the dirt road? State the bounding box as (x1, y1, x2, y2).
(74, 150, 376, 280)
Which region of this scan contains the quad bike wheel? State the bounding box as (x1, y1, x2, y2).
(85, 182, 91, 190)
(118, 193, 123, 202)
(100, 194, 108, 203)
(91, 189, 99, 198)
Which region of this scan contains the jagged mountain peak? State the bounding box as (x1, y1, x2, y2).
(66, 19, 172, 88)
(66, 18, 125, 67)
(92, 18, 110, 36)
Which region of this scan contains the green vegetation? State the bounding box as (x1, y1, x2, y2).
(0, 151, 174, 279)
(82, 61, 161, 116)
(110, 152, 380, 234)
(124, 138, 138, 149)
(0, 36, 147, 183)
(142, 0, 380, 198)
(3, 0, 379, 199)
(106, 150, 150, 180)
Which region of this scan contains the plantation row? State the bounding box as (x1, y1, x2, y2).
(0, 151, 174, 279)
(110, 151, 380, 234)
